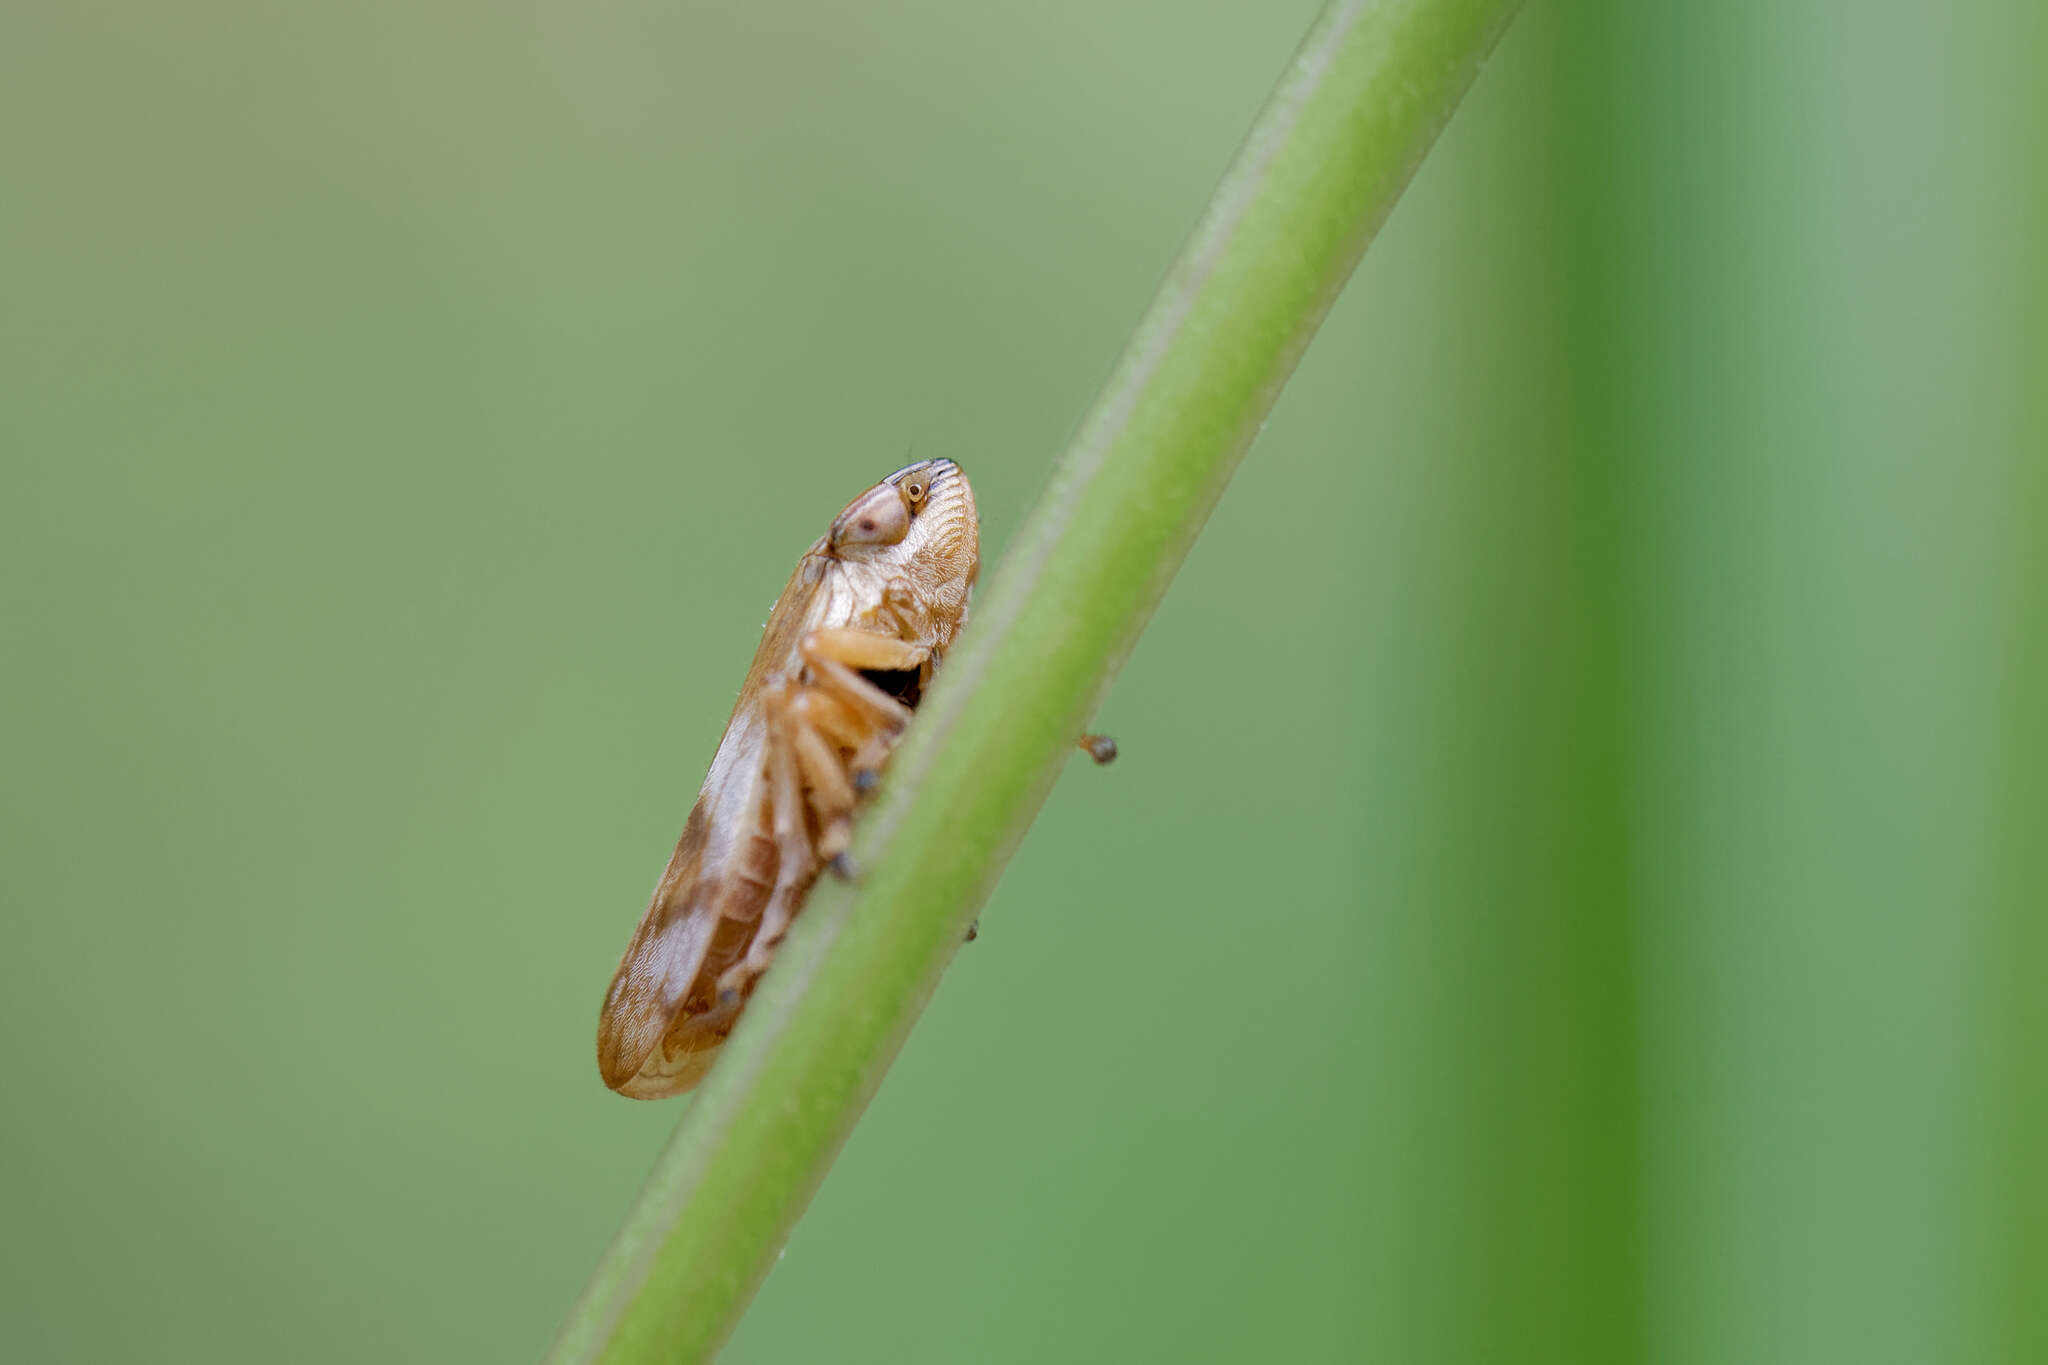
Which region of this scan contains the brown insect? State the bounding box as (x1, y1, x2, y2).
(597, 459, 981, 1098)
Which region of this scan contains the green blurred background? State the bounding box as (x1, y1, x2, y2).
(4, 2, 2041, 1361)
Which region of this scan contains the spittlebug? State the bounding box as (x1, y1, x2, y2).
(597, 460, 979, 1098)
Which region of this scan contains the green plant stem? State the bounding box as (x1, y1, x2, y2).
(546, 2, 1521, 1359)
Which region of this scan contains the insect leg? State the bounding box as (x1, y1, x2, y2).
(786, 687, 873, 755)
(804, 651, 914, 731)
(787, 714, 858, 859)
(807, 662, 921, 797)
(803, 627, 930, 674)
(717, 687, 814, 996)
(787, 685, 899, 814)
(801, 629, 934, 779)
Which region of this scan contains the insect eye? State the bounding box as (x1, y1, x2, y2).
(831, 486, 912, 549)
(903, 479, 928, 507)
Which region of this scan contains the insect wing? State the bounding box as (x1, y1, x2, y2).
(596, 803, 719, 1091)
(596, 555, 830, 1097)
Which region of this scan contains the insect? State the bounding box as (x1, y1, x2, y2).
(597, 459, 982, 1098)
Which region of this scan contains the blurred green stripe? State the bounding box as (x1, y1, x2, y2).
(1375, 2, 2048, 1360)
(1346, 7, 1644, 1359)
(1993, 4, 2048, 1361)
(1586, 2, 2044, 1362)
